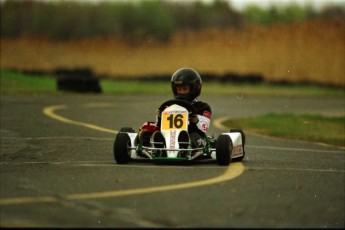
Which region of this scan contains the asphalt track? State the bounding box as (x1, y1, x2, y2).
(0, 94, 344, 228)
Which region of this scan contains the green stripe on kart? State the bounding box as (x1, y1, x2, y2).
(152, 157, 190, 161)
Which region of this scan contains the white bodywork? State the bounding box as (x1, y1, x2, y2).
(160, 104, 189, 158)
(123, 104, 244, 161)
(127, 132, 138, 158)
(223, 132, 244, 159)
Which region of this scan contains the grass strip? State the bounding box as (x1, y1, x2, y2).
(1, 70, 344, 97)
(101, 79, 171, 95)
(0, 70, 57, 94)
(222, 113, 345, 147)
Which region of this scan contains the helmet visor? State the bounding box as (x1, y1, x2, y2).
(176, 85, 190, 95)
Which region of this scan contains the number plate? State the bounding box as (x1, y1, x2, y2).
(161, 110, 188, 131)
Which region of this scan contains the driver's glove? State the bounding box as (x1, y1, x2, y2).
(189, 113, 199, 124)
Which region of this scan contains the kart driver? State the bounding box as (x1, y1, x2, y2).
(139, 67, 212, 151)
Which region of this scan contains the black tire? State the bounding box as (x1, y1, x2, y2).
(216, 134, 233, 166)
(113, 133, 131, 164)
(120, 127, 135, 133)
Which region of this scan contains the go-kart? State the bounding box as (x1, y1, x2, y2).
(113, 99, 245, 166)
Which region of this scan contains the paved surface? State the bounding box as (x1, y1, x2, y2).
(0, 94, 344, 228)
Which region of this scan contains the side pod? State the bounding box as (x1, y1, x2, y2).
(221, 130, 245, 160)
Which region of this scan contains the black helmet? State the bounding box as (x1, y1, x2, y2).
(171, 67, 202, 102)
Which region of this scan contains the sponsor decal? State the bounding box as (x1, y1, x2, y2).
(203, 111, 212, 119)
(232, 146, 243, 157)
(201, 123, 208, 132)
(170, 130, 176, 149)
(170, 110, 186, 114)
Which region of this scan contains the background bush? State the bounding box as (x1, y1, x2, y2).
(1, 0, 344, 42)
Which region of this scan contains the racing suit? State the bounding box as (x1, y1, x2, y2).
(188, 99, 212, 148)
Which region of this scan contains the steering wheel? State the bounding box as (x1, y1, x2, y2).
(157, 99, 196, 128)
(158, 99, 196, 114)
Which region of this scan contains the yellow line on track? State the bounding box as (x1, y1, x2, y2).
(0, 104, 245, 206)
(43, 105, 118, 134)
(0, 164, 244, 205)
(213, 116, 231, 131)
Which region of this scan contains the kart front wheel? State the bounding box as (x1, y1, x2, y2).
(113, 133, 131, 164)
(216, 134, 233, 166)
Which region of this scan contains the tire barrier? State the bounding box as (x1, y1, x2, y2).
(55, 68, 102, 93)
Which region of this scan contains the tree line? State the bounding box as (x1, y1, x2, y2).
(1, 0, 344, 42)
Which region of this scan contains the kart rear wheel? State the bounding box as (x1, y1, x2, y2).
(114, 132, 131, 164)
(216, 134, 233, 166)
(120, 127, 135, 133)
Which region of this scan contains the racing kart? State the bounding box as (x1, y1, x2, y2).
(113, 99, 245, 166)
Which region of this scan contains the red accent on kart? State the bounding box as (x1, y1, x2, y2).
(140, 122, 159, 133)
(203, 111, 212, 119)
